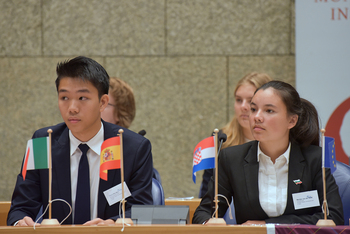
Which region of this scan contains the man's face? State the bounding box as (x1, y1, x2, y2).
(58, 77, 108, 142)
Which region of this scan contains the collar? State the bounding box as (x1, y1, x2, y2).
(69, 122, 105, 156)
(257, 141, 291, 164)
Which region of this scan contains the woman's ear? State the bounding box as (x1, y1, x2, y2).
(288, 114, 298, 129)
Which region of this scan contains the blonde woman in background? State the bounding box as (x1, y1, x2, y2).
(199, 72, 272, 197)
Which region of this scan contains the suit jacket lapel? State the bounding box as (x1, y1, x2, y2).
(97, 121, 121, 218)
(285, 142, 305, 213)
(243, 141, 269, 219)
(52, 126, 72, 223)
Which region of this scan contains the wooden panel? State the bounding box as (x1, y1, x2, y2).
(0, 202, 11, 226)
(164, 198, 201, 224)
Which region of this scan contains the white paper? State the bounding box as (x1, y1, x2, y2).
(103, 182, 131, 206)
(266, 224, 275, 234)
(292, 190, 320, 210)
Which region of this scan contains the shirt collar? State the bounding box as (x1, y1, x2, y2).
(69, 122, 105, 156)
(257, 141, 291, 164)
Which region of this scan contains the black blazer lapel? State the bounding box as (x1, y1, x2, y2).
(285, 143, 305, 213)
(51, 127, 72, 223)
(243, 141, 269, 219)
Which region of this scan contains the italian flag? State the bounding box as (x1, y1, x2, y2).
(100, 136, 121, 181)
(22, 137, 50, 180)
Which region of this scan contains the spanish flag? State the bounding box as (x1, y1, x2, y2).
(100, 136, 121, 181)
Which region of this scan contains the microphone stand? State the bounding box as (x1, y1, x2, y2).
(206, 129, 227, 225)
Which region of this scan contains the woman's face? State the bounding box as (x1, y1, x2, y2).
(249, 87, 297, 145)
(234, 83, 257, 131)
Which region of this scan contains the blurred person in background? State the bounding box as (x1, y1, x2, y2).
(101, 77, 135, 128)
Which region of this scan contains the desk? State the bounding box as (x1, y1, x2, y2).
(0, 224, 267, 234)
(0, 202, 11, 226)
(0, 200, 201, 226)
(164, 198, 201, 224)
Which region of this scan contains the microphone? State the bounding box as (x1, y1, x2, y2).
(138, 129, 146, 136)
(217, 132, 227, 155)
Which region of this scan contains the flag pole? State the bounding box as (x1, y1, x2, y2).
(206, 129, 226, 225)
(48, 129, 53, 219)
(115, 129, 133, 225)
(41, 129, 59, 226)
(316, 129, 335, 227)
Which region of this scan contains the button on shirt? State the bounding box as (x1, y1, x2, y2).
(257, 142, 291, 217)
(69, 123, 104, 222)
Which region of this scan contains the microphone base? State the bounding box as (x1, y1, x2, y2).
(115, 218, 134, 225)
(316, 219, 336, 227)
(206, 218, 226, 225)
(41, 218, 60, 226)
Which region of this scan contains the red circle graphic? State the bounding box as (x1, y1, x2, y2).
(325, 97, 350, 165)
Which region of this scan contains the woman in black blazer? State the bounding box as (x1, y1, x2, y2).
(193, 81, 344, 225)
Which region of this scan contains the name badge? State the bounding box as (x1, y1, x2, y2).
(103, 182, 131, 206)
(292, 190, 320, 210)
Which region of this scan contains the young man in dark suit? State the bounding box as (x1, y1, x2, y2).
(8, 56, 153, 226)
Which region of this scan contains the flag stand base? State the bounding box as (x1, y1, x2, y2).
(115, 218, 133, 226)
(206, 218, 226, 225)
(316, 219, 336, 227)
(41, 218, 60, 226)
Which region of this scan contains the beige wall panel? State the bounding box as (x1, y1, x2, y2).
(291, 0, 295, 54)
(167, 0, 290, 55)
(105, 57, 227, 198)
(0, 57, 63, 200)
(42, 0, 165, 56)
(0, 0, 41, 56)
(228, 56, 295, 119)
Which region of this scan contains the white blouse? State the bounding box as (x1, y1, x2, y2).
(257, 142, 291, 217)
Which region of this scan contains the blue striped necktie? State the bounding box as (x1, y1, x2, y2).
(74, 144, 91, 224)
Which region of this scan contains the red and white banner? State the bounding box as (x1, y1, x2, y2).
(296, 0, 350, 164)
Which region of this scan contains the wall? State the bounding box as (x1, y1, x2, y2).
(0, 0, 295, 200)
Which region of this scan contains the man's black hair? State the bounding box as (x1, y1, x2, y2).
(55, 56, 109, 98)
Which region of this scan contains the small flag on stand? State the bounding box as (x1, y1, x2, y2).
(100, 136, 121, 181)
(323, 136, 337, 174)
(192, 136, 215, 183)
(316, 130, 336, 227)
(114, 129, 134, 226)
(22, 137, 50, 180)
(22, 130, 60, 225)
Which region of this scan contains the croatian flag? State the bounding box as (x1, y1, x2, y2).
(192, 136, 215, 183)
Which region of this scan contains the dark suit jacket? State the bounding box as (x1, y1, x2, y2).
(192, 141, 344, 225)
(199, 169, 213, 198)
(7, 120, 153, 225)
